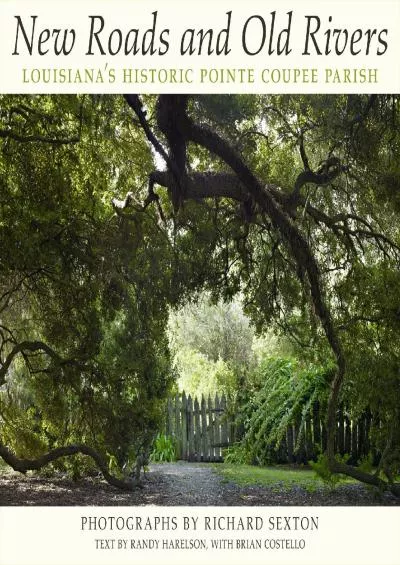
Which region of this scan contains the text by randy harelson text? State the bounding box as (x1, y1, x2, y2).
(94, 537, 307, 551)
(21, 66, 378, 85)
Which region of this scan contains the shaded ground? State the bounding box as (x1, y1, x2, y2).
(0, 461, 399, 506)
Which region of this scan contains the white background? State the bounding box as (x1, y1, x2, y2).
(0, 0, 399, 92)
(0, 506, 400, 565)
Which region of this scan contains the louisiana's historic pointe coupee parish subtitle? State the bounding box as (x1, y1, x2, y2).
(0, 93, 399, 511)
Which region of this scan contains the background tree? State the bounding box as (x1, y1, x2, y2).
(169, 295, 254, 397)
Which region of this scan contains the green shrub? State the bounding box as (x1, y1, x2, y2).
(237, 357, 333, 465)
(310, 454, 349, 488)
(150, 434, 177, 462)
(223, 443, 253, 465)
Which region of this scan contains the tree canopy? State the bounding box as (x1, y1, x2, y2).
(0, 94, 399, 493)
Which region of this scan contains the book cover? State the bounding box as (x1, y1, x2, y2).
(0, 1, 399, 564)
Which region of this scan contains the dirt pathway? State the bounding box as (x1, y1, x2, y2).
(0, 462, 399, 506)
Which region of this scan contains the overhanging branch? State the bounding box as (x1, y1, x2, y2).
(124, 94, 399, 489)
(0, 340, 80, 387)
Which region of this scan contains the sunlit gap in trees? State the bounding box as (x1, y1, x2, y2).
(167, 291, 284, 400)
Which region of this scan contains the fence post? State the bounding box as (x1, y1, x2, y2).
(201, 395, 207, 461)
(295, 416, 306, 463)
(357, 416, 365, 460)
(286, 425, 295, 463)
(194, 397, 201, 462)
(214, 393, 221, 461)
(174, 393, 181, 459)
(337, 405, 345, 455)
(166, 397, 173, 436)
(365, 410, 371, 456)
(351, 420, 358, 463)
(305, 414, 313, 460)
(344, 413, 351, 454)
(187, 395, 194, 461)
(208, 395, 214, 461)
(181, 392, 187, 461)
(220, 394, 228, 456)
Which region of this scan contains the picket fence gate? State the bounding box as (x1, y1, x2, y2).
(165, 392, 235, 462)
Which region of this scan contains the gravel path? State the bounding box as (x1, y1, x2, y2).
(0, 462, 399, 506)
(147, 462, 227, 505)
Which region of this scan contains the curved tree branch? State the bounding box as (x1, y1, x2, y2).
(331, 459, 400, 497)
(0, 340, 61, 387)
(0, 441, 137, 490)
(289, 156, 346, 209)
(0, 340, 86, 387)
(143, 170, 399, 258)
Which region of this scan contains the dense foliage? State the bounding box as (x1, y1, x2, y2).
(233, 358, 333, 466)
(0, 96, 177, 481)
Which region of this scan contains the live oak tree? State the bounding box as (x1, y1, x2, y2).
(122, 93, 400, 493)
(0, 93, 399, 494)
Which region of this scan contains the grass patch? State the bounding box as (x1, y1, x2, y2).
(213, 463, 356, 492)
